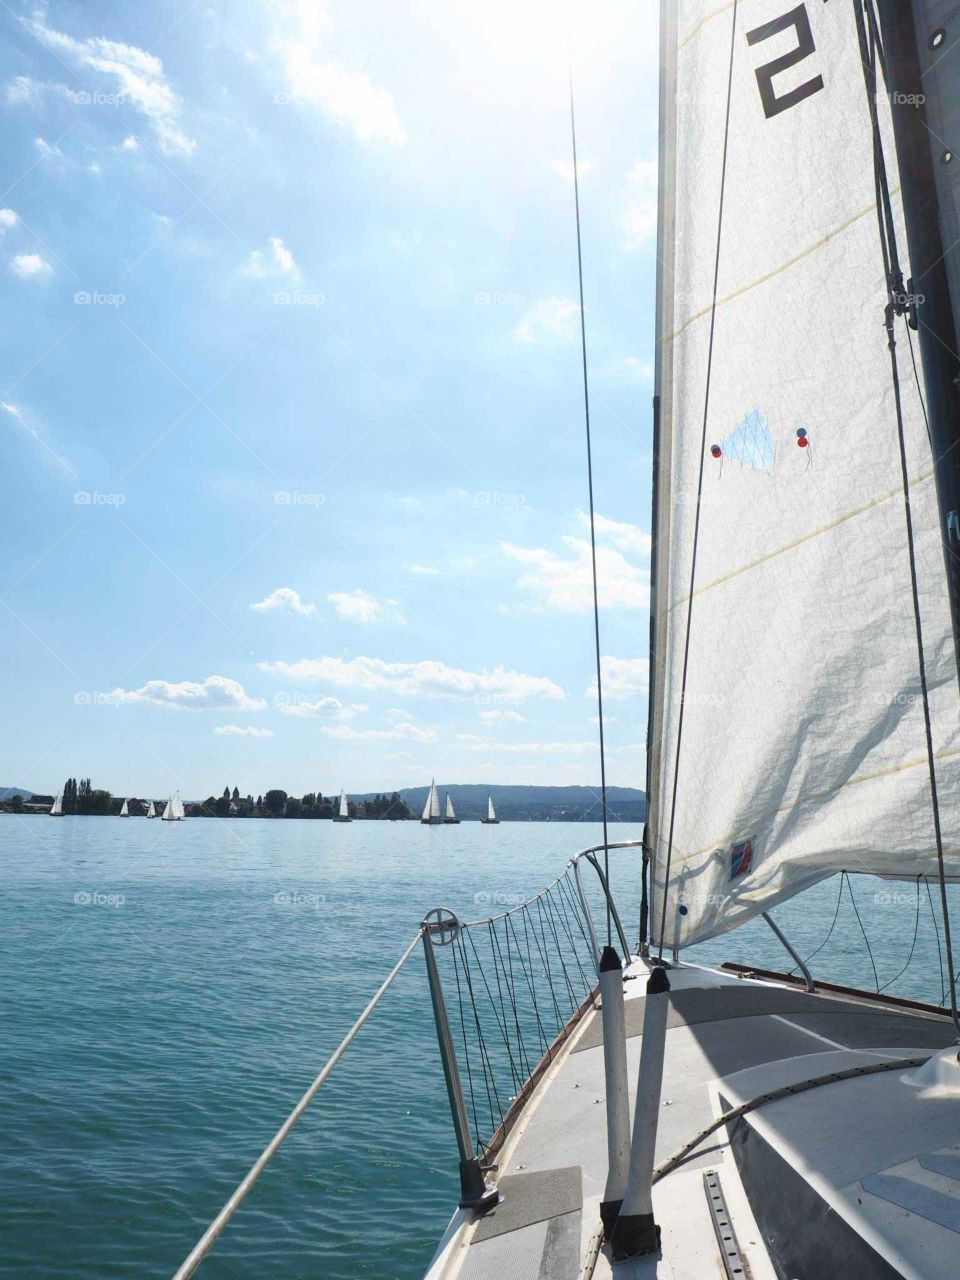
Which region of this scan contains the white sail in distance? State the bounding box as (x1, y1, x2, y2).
(647, 0, 960, 949)
(145, 801, 155, 818)
(339, 791, 349, 819)
(50, 794, 62, 816)
(487, 796, 496, 822)
(162, 792, 185, 821)
(445, 794, 456, 821)
(120, 799, 129, 816)
(422, 780, 441, 822)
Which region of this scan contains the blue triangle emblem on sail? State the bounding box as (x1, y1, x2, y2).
(720, 409, 776, 472)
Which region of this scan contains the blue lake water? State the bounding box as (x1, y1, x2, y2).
(2, 816, 955, 1278)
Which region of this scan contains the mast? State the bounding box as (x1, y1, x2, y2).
(875, 0, 960, 682)
(642, 0, 680, 946)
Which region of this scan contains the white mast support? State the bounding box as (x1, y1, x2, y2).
(643, 0, 680, 944)
(170, 932, 423, 1280)
(610, 964, 670, 1260)
(598, 946, 631, 1237)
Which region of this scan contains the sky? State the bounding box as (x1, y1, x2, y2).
(0, 0, 660, 799)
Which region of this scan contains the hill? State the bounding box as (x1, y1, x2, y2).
(0, 787, 33, 800)
(355, 784, 645, 823)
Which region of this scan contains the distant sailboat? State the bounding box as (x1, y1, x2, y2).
(145, 801, 156, 819)
(444, 794, 460, 825)
(119, 799, 129, 817)
(481, 795, 499, 825)
(421, 779, 443, 826)
(50, 793, 63, 816)
(333, 790, 352, 823)
(162, 791, 185, 822)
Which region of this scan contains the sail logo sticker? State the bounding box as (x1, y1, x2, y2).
(746, 5, 824, 120)
(730, 840, 754, 879)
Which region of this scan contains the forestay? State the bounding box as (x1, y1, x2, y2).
(647, 0, 960, 949)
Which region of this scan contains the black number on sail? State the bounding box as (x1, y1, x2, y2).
(746, 4, 824, 119)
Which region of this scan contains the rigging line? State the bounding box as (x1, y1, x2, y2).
(567, 50, 612, 947)
(656, 0, 740, 960)
(845, 872, 880, 993)
(925, 876, 947, 1004)
(857, 0, 960, 1038)
(878, 876, 922, 993)
(792, 872, 845, 974)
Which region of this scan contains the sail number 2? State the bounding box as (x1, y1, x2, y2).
(746, 4, 825, 118)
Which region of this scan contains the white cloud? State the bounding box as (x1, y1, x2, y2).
(241, 240, 299, 282)
(605, 355, 654, 384)
(11, 253, 52, 279)
(514, 296, 579, 345)
(578, 511, 652, 557)
(251, 586, 316, 616)
(5, 74, 43, 105)
(0, 208, 18, 232)
(623, 159, 658, 249)
(35, 136, 62, 159)
(322, 721, 438, 743)
(406, 563, 439, 576)
(273, 0, 406, 146)
(276, 694, 367, 719)
(259, 655, 565, 702)
(458, 733, 592, 755)
(479, 709, 525, 724)
(551, 158, 595, 182)
(501, 537, 648, 611)
(110, 675, 266, 711)
(25, 15, 196, 157)
(327, 589, 404, 625)
(591, 656, 649, 699)
(119, 135, 139, 152)
(242, 235, 301, 280)
(214, 724, 274, 738)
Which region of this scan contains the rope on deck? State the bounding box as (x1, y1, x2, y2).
(653, 1053, 930, 1184)
(170, 932, 423, 1280)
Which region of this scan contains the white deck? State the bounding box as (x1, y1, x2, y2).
(424, 959, 959, 1280)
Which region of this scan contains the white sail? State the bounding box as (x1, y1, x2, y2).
(162, 791, 185, 821)
(339, 790, 349, 819)
(120, 799, 129, 816)
(422, 780, 441, 821)
(445, 794, 456, 820)
(50, 793, 62, 816)
(487, 796, 496, 822)
(647, 0, 960, 950)
(145, 801, 156, 818)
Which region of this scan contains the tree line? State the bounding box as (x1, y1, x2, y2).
(197, 788, 413, 820)
(2, 781, 414, 820)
